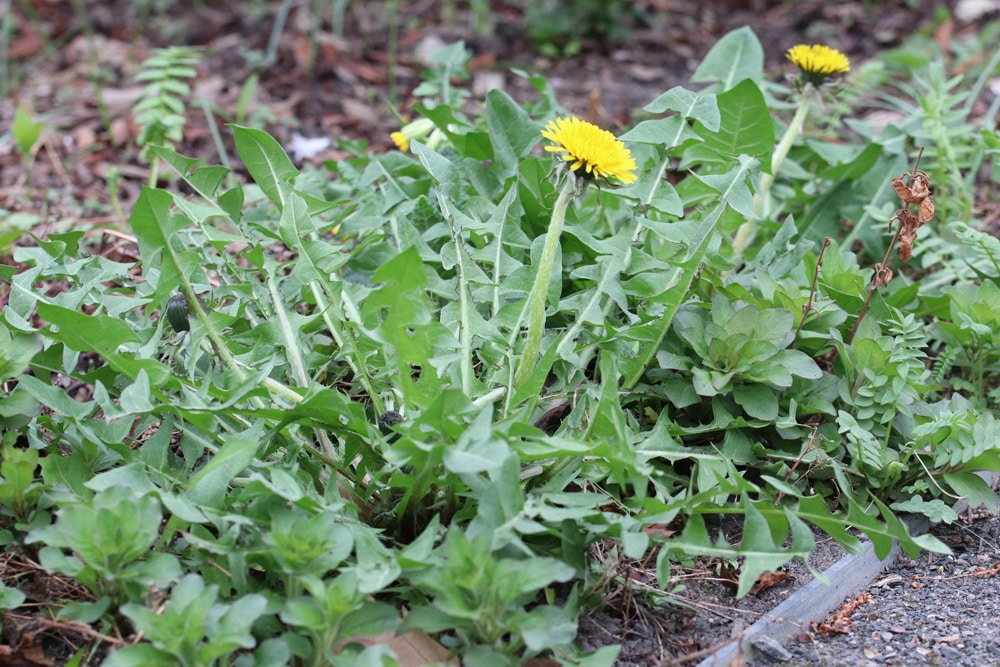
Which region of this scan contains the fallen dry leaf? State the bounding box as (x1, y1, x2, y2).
(812, 592, 872, 637)
(747, 570, 793, 596)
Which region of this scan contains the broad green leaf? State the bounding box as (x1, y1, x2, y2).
(280, 598, 325, 631)
(443, 409, 509, 475)
(619, 117, 701, 149)
(415, 102, 493, 160)
(101, 644, 177, 667)
(186, 438, 259, 509)
(643, 86, 720, 130)
(691, 26, 764, 90)
(231, 124, 299, 211)
(39, 447, 93, 497)
(276, 186, 319, 250)
(86, 464, 159, 496)
(733, 384, 779, 421)
(941, 472, 999, 512)
(621, 157, 757, 388)
(129, 186, 194, 298)
(815, 141, 883, 181)
(0, 329, 41, 381)
(735, 498, 813, 598)
(776, 349, 823, 380)
(694, 79, 773, 165)
(36, 302, 149, 376)
(150, 145, 230, 199)
(0, 582, 26, 611)
(411, 142, 462, 201)
(486, 88, 540, 178)
(890, 496, 958, 524)
(13, 104, 42, 157)
(513, 605, 577, 652)
(119, 370, 155, 414)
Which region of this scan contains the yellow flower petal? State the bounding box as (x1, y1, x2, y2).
(786, 44, 850, 81)
(540, 116, 637, 184)
(390, 131, 409, 152)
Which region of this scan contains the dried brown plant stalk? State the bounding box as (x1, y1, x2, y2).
(792, 236, 832, 345)
(847, 148, 935, 343)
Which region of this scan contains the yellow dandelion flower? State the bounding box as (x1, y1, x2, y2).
(786, 44, 850, 85)
(541, 117, 637, 184)
(389, 117, 436, 152)
(390, 131, 409, 152)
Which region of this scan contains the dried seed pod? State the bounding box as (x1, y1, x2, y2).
(898, 234, 915, 261)
(918, 195, 935, 224)
(872, 262, 894, 287)
(165, 293, 190, 333)
(891, 177, 913, 203)
(891, 170, 932, 205)
(909, 171, 931, 201)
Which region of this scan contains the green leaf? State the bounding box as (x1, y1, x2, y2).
(416, 103, 493, 160)
(733, 384, 779, 421)
(218, 186, 244, 224)
(621, 154, 758, 388)
(941, 472, 999, 512)
(643, 86, 720, 131)
(735, 498, 813, 598)
(150, 145, 231, 200)
(816, 142, 883, 181)
(790, 495, 863, 554)
(486, 88, 540, 178)
(691, 26, 764, 90)
(0, 329, 41, 382)
(129, 186, 191, 298)
(0, 582, 27, 611)
(280, 598, 326, 631)
(36, 302, 141, 355)
(13, 104, 42, 157)
(231, 124, 299, 211)
(411, 142, 462, 201)
(102, 644, 177, 667)
(186, 438, 259, 509)
(694, 78, 774, 164)
(776, 349, 823, 380)
(442, 410, 510, 474)
(619, 117, 701, 150)
(119, 370, 155, 414)
(890, 496, 958, 524)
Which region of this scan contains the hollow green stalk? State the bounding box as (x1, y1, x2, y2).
(732, 91, 813, 262)
(514, 177, 575, 389)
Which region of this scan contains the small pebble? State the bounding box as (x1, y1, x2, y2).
(938, 645, 964, 661)
(752, 635, 792, 662)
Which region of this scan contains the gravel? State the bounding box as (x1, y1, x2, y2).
(748, 509, 1000, 667)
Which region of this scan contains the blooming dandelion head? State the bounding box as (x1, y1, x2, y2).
(786, 44, 850, 87)
(540, 117, 637, 185)
(390, 118, 437, 153)
(390, 131, 409, 152)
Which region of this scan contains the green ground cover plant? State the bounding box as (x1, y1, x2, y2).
(1, 23, 999, 667)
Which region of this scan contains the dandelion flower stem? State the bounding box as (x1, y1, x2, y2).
(514, 178, 575, 389)
(733, 93, 812, 261)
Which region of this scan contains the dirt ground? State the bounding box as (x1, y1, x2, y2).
(1, 1, 998, 665)
(0, 0, 978, 219)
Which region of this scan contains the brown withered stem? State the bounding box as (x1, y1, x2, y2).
(793, 236, 832, 345)
(847, 148, 929, 343)
(775, 423, 824, 506)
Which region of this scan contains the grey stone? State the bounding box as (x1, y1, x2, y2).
(752, 635, 793, 662)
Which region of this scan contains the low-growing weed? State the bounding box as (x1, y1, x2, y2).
(2, 23, 999, 667)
